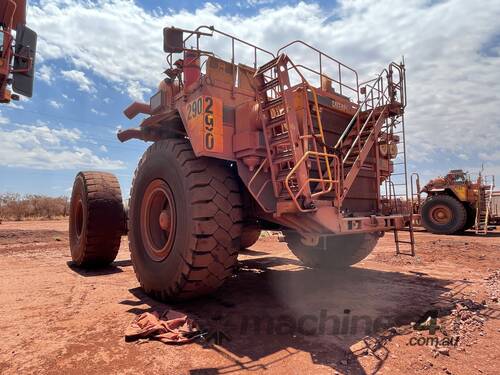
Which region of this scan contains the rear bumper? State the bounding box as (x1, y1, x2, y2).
(338, 214, 414, 235)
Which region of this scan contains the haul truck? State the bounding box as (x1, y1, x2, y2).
(69, 26, 414, 300)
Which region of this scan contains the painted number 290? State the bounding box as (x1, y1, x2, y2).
(204, 97, 214, 150)
(187, 97, 203, 120)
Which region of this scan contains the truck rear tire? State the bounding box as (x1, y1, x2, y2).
(421, 195, 467, 234)
(284, 232, 379, 268)
(240, 226, 261, 249)
(128, 139, 243, 300)
(69, 171, 125, 267)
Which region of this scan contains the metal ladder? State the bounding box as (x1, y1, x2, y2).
(475, 182, 493, 235)
(254, 55, 310, 206)
(339, 106, 388, 204)
(254, 54, 338, 212)
(386, 177, 416, 256)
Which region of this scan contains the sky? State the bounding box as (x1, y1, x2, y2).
(0, 0, 499, 198)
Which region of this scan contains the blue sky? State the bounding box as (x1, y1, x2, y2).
(1, 0, 499, 197)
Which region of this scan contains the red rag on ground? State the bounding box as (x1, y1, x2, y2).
(125, 310, 200, 344)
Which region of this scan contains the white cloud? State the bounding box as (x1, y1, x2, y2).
(479, 150, 500, 162)
(48, 99, 63, 109)
(99, 145, 108, 152)
(0, 123, 124, 170)
(91, 108, 106, 116)
(62, 93, 75, 102)
(30, 0, 500, 175)
(125, 81, 151, 102)
(36, 65, 54, 85)
(0, 112, 8, 125)
(6, 101, 24, 109)
(61, 69, 96, 93)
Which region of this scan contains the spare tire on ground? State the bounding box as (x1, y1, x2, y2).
(69, 171, 126, 267)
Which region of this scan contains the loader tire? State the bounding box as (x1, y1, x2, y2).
(420, 195, 467, 235)
(462, 206, 476, 231)
(128, 139, 243, 301)
(69, 171, 125, 267)
(240, 226, 261, 249)
(284, 232, 379, 268)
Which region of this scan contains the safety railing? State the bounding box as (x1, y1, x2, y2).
(166, 25, 275, 89)
(279, 58, 341, 210)
(277, 40, 359, 101)
(334, 63, 406, 164)
(338, 72, 389, 162)
(285, 150, 340, 212)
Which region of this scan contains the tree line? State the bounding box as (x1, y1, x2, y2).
(0, 193, 69, 221)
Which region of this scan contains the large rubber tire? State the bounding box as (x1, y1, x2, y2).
(240, 225, 261, 249)
(128, 139, 243, 300)
(462, 206, 476, 231)
(69, 171, 125, 267)
(420, 195, 467, 235)
(284, 232, 379, 268)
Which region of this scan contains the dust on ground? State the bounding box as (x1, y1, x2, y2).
(0, 220, 498, 375)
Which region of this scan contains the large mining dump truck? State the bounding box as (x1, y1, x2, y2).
(0, 0, 37, 103)
(69, 26, 414, 300)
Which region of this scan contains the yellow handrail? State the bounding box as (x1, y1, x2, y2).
(285, 150, 340, 212)
(279, 58, 341, 211)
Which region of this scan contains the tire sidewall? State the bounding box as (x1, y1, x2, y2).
(285, 232, 378, 268)
(128, 143, 191, 291)
(69, 174, 88, 264)
(421, 195, 465, 234)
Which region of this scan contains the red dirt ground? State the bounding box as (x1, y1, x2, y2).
(0, 220, 498, 375)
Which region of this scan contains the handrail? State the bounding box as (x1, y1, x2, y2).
(277, 40, 359, 99)
(334, 68, 390, 150)
(410, 172, 421, 212)
(390, 62, 407, 108)
(176, 25, 275, 70)
(343, 87, 389, 164)
(281, 57, 339, 207)
(293, 64, 359, 97)
(285, 151, 340, 212)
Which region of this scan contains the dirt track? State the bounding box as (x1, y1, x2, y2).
(0, 220, 498, 375)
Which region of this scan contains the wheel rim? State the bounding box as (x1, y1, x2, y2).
(140, 179, 176, 262)
(73, 196, 84, 239)
(429, 204, 452, 225)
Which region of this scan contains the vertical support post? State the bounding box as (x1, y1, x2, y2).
(338, 64, 342, 96)
(319, 54, 322, 88)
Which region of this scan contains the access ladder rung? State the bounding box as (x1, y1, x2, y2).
(277, 169, 295, 182)
(255, 57, 280, 75)
(273, 151, 294, 164)
(270, 133, 290, 147)
(396, 240, 413, 245)
(263, 97, 284, 111)
(260, 78, 280, 92)
(268, 114, 286, 127)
